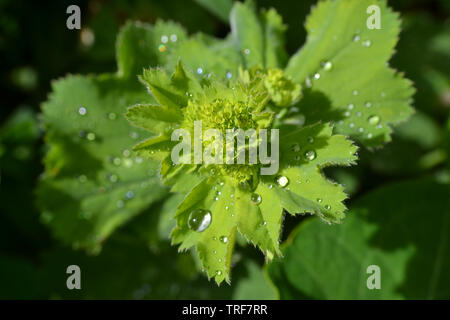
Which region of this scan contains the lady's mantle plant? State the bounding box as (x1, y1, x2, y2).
(39, 0, 413, 284)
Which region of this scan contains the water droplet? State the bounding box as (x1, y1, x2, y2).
(349, 123, 355, 128)
(197, 67, 203, 74)
(161, 35, 168, 43)
(325, 205, 331, 210)
(305, 77, 312, 88)
(291, 143, 301, 152)
(216, 270, 222, 276)
(226, 71, 232, 79)
(170, 34, 177, 42)
(218, 258, 222, 262)
(344, 111, 351, 117)
(123, 149, 131, 157)
(368, 115, 380, 125)
(108, 112, 117, 120)
(352, 34, 360, 42)
(276, 176, 289, 188)
(219, 236, 228, 244)
(362, 40, 372, 47)
(359, 127, 364, 133)
(365, 101, 372, 108)
(321, 61, 333, 71)
(78, 107, 87, 115)
(348, 104, 354, 110)
(117, 200, 124, 208)
(268, 184, 273, 189)
(314, 73, 321, 80)
(86, 132, 96, 141)
(78, 175, 87, 183)
(250, 193, 262, 205)
(188, 209, 212, 232)
(357, 112, 362, 117)
(109, 174, 118, 183)
(125, 191, 135, 199)
(307, 136, 314, 144)
(367, 133, 373, 139)
(244, 48, 250, 55)
(261, 221, 267, 226)
(353, 90, 359, 96)
(225, 206, 229, 210)
(304, 150, 316, 161)
(317, 198, 323, 203)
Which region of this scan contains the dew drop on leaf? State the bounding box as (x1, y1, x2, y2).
(250, 193, 262, 205)
(78, 107, 87, 115)
(108, 112, 116, 120)
(86, 132, 96, 141)
(291, 143, 300, 152)
(368, 115, 380, 125)
(219, 236, 228, 243)
(362, 40, 372, 47)
(321, 61, 333, 71)
(314, 73, 321, 79)
(325, 205, 331, 210)
(188, 209, 212, 232)
(304, 150, 316, 161)
(317, 198, 323, 203)
(352, 34, 360, 42)
(365, 101, 372, 108)
(216, 270, 222, 276)
(276, 176, 289, 188)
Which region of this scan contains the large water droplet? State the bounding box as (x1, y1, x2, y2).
(250, 193, 262, 205)
(322, 61, 333, 71)
(78, 107, 87, 115)
(276, 176, 289, 188)
(368, 115, 380, 125)
(304, 150, 316, 161)
(188, 209, 212, 232)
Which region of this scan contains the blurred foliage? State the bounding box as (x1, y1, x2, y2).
(0, 0, 449, 299)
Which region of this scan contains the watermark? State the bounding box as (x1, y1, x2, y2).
(366, 264, 381, 290)
(66, 265, 81, 290)
(171, 121, 279, 175)
(366, 5, 381, 30)
(66, 5, 81, 30)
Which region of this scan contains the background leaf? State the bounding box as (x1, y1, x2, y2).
(268, 178, 450, 299)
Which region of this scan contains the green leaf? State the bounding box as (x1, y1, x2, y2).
(230, 1, 287, 68)
(268, 178, 450, 299)
(38, 20, 175, 252)
(232, 261, 277, 300)
(126, 104, 183, 135)
(166, 35, 242, 81)
(272, 123, 358, 223)
(193, 0, 233, 23)
(285, 0, 414, 147)
(117, 21, 187, 79)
